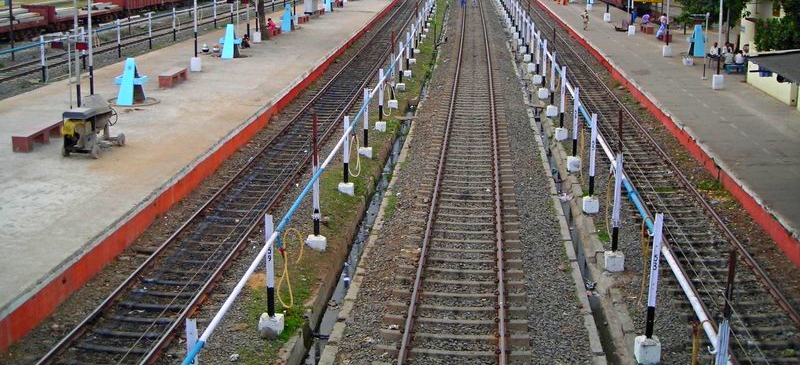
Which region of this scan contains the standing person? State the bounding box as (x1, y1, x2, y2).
(659, 13, 667, 26)
(582, 10, 589, 30)
(630, 8, 638, 25)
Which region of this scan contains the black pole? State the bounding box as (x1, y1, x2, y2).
(611, 226, 619, 251)
(76, 84, 82, 107)
(588, 176, 595, 196)
(723, 250, 737, 320)
(89, 65, 94, 95)
(363, 126, 368, 148)
(194, 32, 198, 57)
(117, 44, 121, 58)
(645, 306, 656, 338)
(343, 162, 349, 183)
(571, 137, 577, 157)
(267, 287, 275, 317)
(378, 105, 383, 121)
(8, 0, 15, 61)
(247, 23, 250, 38)
(559, 112, 564, 128)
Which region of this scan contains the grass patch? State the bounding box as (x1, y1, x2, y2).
(652, 186, 675, 193)
(697, 179, 722, 191)
(596, 229, 610, 242)
(383, 193, 398, 220)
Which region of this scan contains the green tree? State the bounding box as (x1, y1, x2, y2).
(754, 0, 800, 50)
(676, 0, 748, 41)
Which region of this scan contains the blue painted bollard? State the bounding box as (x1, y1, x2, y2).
(114, 58, 149, 106)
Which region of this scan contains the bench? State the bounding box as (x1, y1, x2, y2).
(639, 23, 654, 34)
(725, 64, 746, 74)
(297, 14, 309, 23)
(12, 120, 63, 153)
(269, 27, 282, 36)
(158, 67, 188, 88)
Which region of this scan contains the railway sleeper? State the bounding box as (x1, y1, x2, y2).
(76, 342, 149, 355)
(131, 288, 195, 298)
(385, 302, 528, 316)
(141, 278, 204, 286)
(390, 289, 526, 301)
(93, 328, 162, 339)
(107, 315, 174, 325)
(118, 301, 184, 312)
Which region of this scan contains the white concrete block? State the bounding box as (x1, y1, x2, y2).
(413, 48, 420, 54)
(567, 156, 581, 172)
(395, 83, 406, 91)
(252, 31, 262, 43)
(662, 44, 672, 57)
(516, 38, 522, 46)
(586, 3, 592, 11)
(420, 34, 427, 39)
(523, 54, 531, 63)
(388, 99, 399, 109)
(403, 70, 412, 78)
(338, 182, 354, 196)
(627, 25, 636, 36)
(712, 74, 724, 90)
(604, 250, 625, 272)
(634, 335, 662, 365)
(305, 235, 327, 251)
(519, 45, 527, 54)
(409, 58, 417, 64)
(546, 105, 558, 117)
(375, 121, 387, 132)
(190, 57, 202, 72)
(526, 62, 535, 73)
(532, 74, 543, 85)
(582, 195, 599, 214)
(537, 87, 549, 100)
(358, 146, 373, 159)
(258, 313, 285, 339)
(603, 12, 611, 22)
(554, 127, 568, 141)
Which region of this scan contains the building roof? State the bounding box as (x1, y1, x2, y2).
(748, 50, 800, 84)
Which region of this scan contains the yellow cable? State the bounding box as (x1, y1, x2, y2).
(276, 228, 306, 308)
(348, 135, 362, 177)
(638, 220, 649, 307)
(382, 82, 394, 117)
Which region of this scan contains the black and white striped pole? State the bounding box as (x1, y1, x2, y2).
(554, 65, 568, 141)
(536, 41, 549, 101)
(257, 214, 284, 339)
(714, 250, 736, 365)
(358, 88, 372, 159)
(634, 213, 663, 364)
(567, 87, 581, 172)
(549, 52, 557, 106)
(378, 69, 385, 121)
(605, 153, 625, 272)
(535, 30, 541, 75)
(582, 113, 600, 214)
(338, 116, 355, 196)
(306, 111, 327, 251)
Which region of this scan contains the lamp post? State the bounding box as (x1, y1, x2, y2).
(88, 0, 94, 95)
(193, 0, 198, 57)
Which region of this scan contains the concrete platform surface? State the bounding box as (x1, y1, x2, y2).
(535, 0, 800, 264)
(0, 0, 393, 350)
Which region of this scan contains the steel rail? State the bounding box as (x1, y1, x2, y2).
(479, 0, 508, 362)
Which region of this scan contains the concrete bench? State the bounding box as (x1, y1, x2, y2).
(297, 14, 309, 23)
(12, 120, 63, 152)
(725, 64, 746, 74)
(158, 67, 188, 88)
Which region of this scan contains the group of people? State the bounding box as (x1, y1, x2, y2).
(708, 42, 749, 66)
(198, 18, 277, 55)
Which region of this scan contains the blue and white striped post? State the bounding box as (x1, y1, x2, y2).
(634, 213, 663, 363)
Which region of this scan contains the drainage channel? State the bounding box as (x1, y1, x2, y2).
(303, 118, 412, 364)
(534, 108, 622, 364)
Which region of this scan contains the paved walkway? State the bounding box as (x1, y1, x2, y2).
(0, 0, 394, 351)
(535, 0, 800, 264)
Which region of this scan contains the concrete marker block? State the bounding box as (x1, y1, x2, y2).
(582, 195, 600, 214)
(604, 250, 625, 272)
(337, 182, 354, 196)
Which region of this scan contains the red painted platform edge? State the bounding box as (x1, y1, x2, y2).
(535, 1, 800, 267)
(0, 0, 400, 353)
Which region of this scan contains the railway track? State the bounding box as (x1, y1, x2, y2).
(519, 2, 800, 363)
(35, 0, 418, 363)
(377, 3, 530, 364)
(0, 2, 273, 84)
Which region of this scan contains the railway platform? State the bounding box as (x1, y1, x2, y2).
(535, 0, 800, 265)
(0, 0, 395, 351)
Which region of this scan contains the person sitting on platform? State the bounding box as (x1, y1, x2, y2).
(656, 23, 666, 40)
(734, 50, 745, 65)
(641, 13, 650, 25)
(241, 34, 251, 49)
(708, 42, 719, 58)
(723, 49, 735, 66)
(267, 18, 277, 32)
